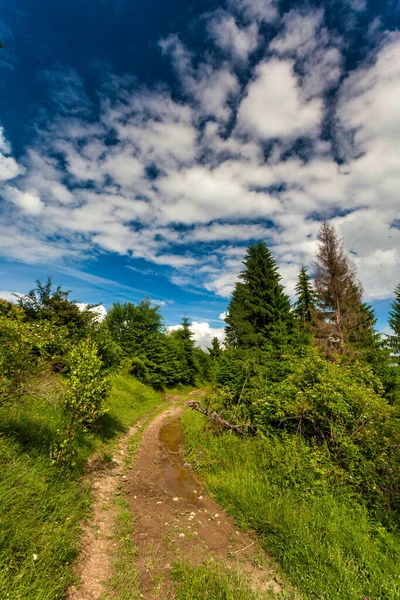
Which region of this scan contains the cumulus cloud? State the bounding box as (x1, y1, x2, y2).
(0, 2, 399, 305)
(168, 321, 225, 350)
(237, 59, 323, 139)
(2, 185, 44, 215)
(76, 303, 107, 321)
(0, 290, 17, 303)
(207, 11, 259, 61)
(270, 8, 342, 97)
(228, 0, 278, 24)
(0, 127, 24, 181)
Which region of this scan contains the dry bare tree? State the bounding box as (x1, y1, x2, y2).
(313, 221, 364, 349)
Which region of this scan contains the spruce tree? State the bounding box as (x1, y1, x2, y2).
(294, 265, 317, 326)
(225, 241, 293, 351)
(170, 317, 198, 385)
(209, 336, 222, 359)
(388, 283, 400, 353)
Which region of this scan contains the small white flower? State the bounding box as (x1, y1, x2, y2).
(33, 554, 38, 561)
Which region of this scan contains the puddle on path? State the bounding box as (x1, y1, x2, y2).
(158, 416, 200, 503)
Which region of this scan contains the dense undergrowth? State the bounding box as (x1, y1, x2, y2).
(182, 409, 400, 600)
(0, 373, 162, 600)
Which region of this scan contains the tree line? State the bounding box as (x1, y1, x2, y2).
(205, 220, 400, 527)
(0, 278, 210, 462)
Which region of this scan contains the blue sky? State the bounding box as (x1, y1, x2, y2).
(0, 0, 399, 343)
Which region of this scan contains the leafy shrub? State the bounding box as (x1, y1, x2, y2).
(253, 349, 400, 520)
(64, 338, 109, 429)
(0, 316, 68, 401)
(52, 339, 109, 464)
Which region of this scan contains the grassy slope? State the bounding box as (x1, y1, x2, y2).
(0, 373, 162, 600)
(182, 409, 400, 600)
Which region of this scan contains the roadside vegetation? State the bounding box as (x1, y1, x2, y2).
(183, 221, 400, 600)
(1, 219, 400, 599)
(0, 278, 209, 599)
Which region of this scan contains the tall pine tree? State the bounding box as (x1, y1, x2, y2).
(389, 283, 400, 353)
(225, 242, 293, 351)
(294, 265, 317, 326)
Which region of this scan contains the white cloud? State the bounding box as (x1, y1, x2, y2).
(2, 185, 44, 215)
(207, 11, 259, 61)
(228, 0, 278, 24)
(160, 34, 239, 120)
(0, 8, 399, 307)
(237, 59, 323, 139)
(76, 303, 107, 321)
(270, 8, 342, 98)
(0, 127, 24, 181)
(0, 290, 17, 303)
(168, 321, 225, 350)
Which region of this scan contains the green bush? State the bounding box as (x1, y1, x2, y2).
(64, 338, 110, 429)
(253, 350, 400, 520)
(53, 338, 110, 464)
(0, 316, 68, 401)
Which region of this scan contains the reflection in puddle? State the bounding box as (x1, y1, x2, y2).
(158, 416, 200, 503)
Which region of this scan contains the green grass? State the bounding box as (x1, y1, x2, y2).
(171, 561, 270, 599)
(0, 372, 163, 600)
(101, 497, 140, 600)
(182, 410, 400, 600)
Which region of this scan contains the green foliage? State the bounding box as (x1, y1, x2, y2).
(106, 297, 163, 356)
(0, 315, 68, 401)
(182, 410, 400, 600)
(16, 276, 96, 340)
(92, 322, 124, 372)
(389, 282, 400, 354)
(0, 371, 162, 600)
(64, 338, 110, 428)
(106, 301, 204, 389)
(53, 339, 110, 463)
(225, 242, 293, 351)
(168, 317, 198, 385)
(208, 336, 222, 359)
(294, 265, 317, 326)
(252, 349, 400, 519)
(171, 561, 263, 599)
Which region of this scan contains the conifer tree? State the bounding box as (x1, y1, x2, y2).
(294, 265, 317, 326)
(169, 317, 198, 385)
(209, 336, 222, 359)
(225, 241, 293, 351)
(313, 221, 365, 347)
(388, 283, 400, 353)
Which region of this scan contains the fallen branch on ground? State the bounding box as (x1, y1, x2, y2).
(188, 401, 254, 435)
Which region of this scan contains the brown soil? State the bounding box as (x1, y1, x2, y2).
(126, 393, 282, 598)
(68, 413, 152, 600)
(69, 391, 286, 599)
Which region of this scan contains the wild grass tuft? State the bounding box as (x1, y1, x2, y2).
(182, 409, 400, 600)
(171, 560, 268, 599)
(0, 372, 162, 600)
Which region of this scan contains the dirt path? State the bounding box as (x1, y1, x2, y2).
(68, 409, 159, 600)
(69, 391, 284, 599)
(126, 393, 282, 599)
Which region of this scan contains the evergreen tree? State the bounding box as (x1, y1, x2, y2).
(106, 297, 163, 357)
(208, 336, 222, 359)
(388, 283, 400, 353)
(294, 265, 317, 326)
(225, 242, 293, 351)
(170, 317, 198, 385)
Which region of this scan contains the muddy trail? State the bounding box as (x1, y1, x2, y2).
(69, 391, 284, 599)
